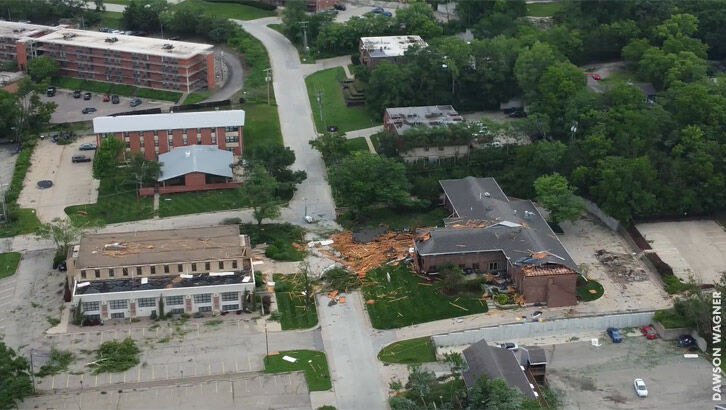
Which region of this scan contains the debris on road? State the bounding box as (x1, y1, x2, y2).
(282, 355, 297, 363)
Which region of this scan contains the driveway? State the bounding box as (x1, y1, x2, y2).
(238, 18, 337, 227)
(17, 137, 99, 223)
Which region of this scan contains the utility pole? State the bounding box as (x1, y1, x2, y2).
(264, 67, 272, 105)
(299, 21, 309, 51)
(315, 89, 323, 126)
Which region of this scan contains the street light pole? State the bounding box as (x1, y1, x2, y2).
(299, 21, 309, 51)
(264, 67, 272, 105)
(316, 90, 323, 126)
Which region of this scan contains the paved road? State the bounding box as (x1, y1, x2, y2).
(207, 48, 245, 102)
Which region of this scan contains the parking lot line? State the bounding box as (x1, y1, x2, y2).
(235, 359, 238, 372)
(94, 374, 98, 387)
(51, 375, 55, 390)
(215, 382, 218, 393)
(166, 365, 169, 380)
(244, 378, 249, 392)
(0, 301, 13, 309)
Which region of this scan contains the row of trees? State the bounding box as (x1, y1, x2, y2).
(0, 0, 105, 27)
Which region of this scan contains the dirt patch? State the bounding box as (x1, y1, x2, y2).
(594, 249, 648, 283)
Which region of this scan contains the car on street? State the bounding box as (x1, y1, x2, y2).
(606, 327, 623, 343)
(73, 90, 81, 98)
(83, 92, 92, 100)
(129, 97, 142, 107)
(499, 342, 519, 351)
(81, 107, 97, 114)
(79, 143, 97, 151)
(372, 6, 384, 13)
(591, 73, 602, 80)
(46, 86, 56, 97)
(58, 261, 67, 272)
(633, 378, 648, 398)
(640, 325, 657, 339)
(111, 94, 120, 104)
(333, 3, 346, 10)
(72, 154, 91, 163)
(508, 109, 527, 118)
(677, 334, 696, 347)
(102, 93, 110, 102)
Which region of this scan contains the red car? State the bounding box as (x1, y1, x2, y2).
(591, 73, 601, 80)
(640, 325, 657, 339)
(102, 93, 110, 102)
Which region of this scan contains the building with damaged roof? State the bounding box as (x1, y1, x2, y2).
(413, 176, 578, 307)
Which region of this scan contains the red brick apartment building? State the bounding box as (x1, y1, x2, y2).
(93, 110, 245, 159)
(0, 21, 214, 92)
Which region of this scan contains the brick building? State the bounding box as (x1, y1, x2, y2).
(383, 105, 468, 162)
(413, 176, 578, 307)
(147, 145, 238, 195)
(68, 225, 255, 320)
(359, 35, 427, 68)
(93, 110, 245, 159)
(0, 21, 214, 92)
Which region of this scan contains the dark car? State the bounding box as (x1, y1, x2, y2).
(83, 92, 92, 100)
(333, 3, 346, 10)
(129, 98, 142, 107)
(46, 86, 56, 97)
(111, 94, 120, 104)
(58, 261, 67, 272)
(677, 335, 696, 347)
(79, 143, 97, 150)
(383, 10, 393, 17)
(372, 6, 384, 13)
(81, 317, 102, 326)
(81, 107, 97, 114)
(606, 327, 623, 343)
(73, 90, 81, 98)
(72, 154, 91, 163)
(508, 109, 527, 118)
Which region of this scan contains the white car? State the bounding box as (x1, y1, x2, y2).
(633, 378, 648, 398)
(499, 342, 519, 351)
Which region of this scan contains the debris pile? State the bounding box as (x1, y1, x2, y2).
(322, 231, 414, 277)
(595, 249, 647, 282)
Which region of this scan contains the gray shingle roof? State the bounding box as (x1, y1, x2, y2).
(462, 339, 536, 399)
(158, 145, 233, 182)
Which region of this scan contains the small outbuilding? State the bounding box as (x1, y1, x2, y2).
(153, 145, 237, 195)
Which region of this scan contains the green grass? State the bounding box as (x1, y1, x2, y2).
(99, 11, 123, 29)
(104, 0, 130, 4)
(182, 90, 211, 105)
(158, 189, 245, 218)
(273, 274, 318, 330)
(66, 174, 154, 226)
(378, 337, 436, 364)
(338, 207, 447, 230)
(0, 146, 42, 238)
(53, 77, 181, 102)
(346, 137, 369, 152)
(305, 67, 380, 133)
(662, 274, 699, 294)
(526, 1, 563, 17)
(0, 252, 21, 280)
(576, 279, 604, 302)
(239, 223, 305, 246)
(135, 87, 182, 102)
(362, 264, 488, 330)
(242, 103, 283, 151)
(264, 350, 331, 391)
(653, 308, 691, 329)
(369, 133, 380, 152)
(0, 209, 42, 238)
(186, 0, 276, 20)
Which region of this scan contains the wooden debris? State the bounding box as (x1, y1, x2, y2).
(325, 231, 415, 277)
(449, 302, 468, 311)
(366, 299, 375, 304)
(338, 297, 346, 304)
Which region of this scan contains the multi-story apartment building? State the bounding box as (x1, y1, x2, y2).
(93, 110, 245, 159)
(0, 21, 214, 92)
(383, 105, 468, 162)
(359, 35, 427, 68)
(67, 225, 255, 320)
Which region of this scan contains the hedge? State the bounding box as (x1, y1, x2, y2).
(204, 0, 277, 10)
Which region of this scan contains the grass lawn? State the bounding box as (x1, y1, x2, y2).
(264, 350, 331, 391)
(346, 137, 369, 152)
(135, 87, 182, 102)
(338, 207, 447, 230)
(182, 90, 212, 105)
(527, 1, 563, 17)
(242, 103, 283, 151)
(0, 252, 21, 280)
(653, 308, 690, 329)
(362, 264, 488, 330)
(576, 278, 604, 301)
(157, 189, 245, 218)
(0, 209, 42, 238)
(378, 337, 436, 364)
(305, 67, 380, 133)
(99, 11, 123, 29)
(53, 77, 181, 102)
(186, 0, 277, 20)
(238, 223, 306, 261)
(370, 133, 380, 152)
(66, 174, 154, 226)
(273, 274, 318, 330)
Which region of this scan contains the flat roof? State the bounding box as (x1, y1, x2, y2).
(0, 21, 52, 39)
(360, 35, 427, 58)
(74, 271, 252, 295)
(93, 110, 245, 133)
(385, 105, 464, 135)
(35, 27, 213, 59)
(75, 225, 246, 269)
(158, 145, 234, 181)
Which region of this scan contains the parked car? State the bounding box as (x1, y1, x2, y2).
(72, 154, 91, 163)
(46, 86, 56, 97)
(606, 327, 623, 343)
(508, 109, 527, 118)
(102, 93, 110, 102)
(383, 10, 393, 17)
(333, 3, 346, 10)
(633, 378, 648, 398)
(532, 311, 543, 320)
(58, 261, 67, 272)
(372, 6, 384, 13)
(640, 325, 657, 340)
(499, 342, 519, 351)
(111, 94, 120, 104)
(169, 36, 181, 41)
(83, 92, 92, 100)
(79, 143, 97, 151)
(591, 73, 602, 80)
(677, 334, 696, 347)
(73, 90, 81, 98)
(81, 107, 97, 114)
(129, 97, 142, 107)
(99, 27, 111, 33)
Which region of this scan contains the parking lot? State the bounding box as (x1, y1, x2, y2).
(43, 88, 176, 124)
(546, 336, 714, 409)
(17, 137, 99, 223)
(636, 220, 726, 285)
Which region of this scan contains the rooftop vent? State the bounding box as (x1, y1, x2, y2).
(162, 43, 174, 50)
(104, 37, 118, 43)
(62, 33, 76, 40)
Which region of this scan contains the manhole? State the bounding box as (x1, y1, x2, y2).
(37, 180, 53, 189)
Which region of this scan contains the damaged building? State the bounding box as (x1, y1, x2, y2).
(66, 225, 255, 320)
(413, 177, 579, 307)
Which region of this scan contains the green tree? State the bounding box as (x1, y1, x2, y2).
(534, 61, 585, 131)
(127, 152, 161, 190)
(589, 156, 657, 223)
(92, 136, 126, 179)
(405, 365, 436, 404)
(467, 376, 527, 410)
(533, 173, 584, 224)
(248, 145, 306, 183)
(13, 78, 56, 143)
(122, 0, 167, 32)
(394, 2, 442, 39)
(240, 165, 280, 225)
(0, 341, 33, 409)
(26, 55, 59, 81)
(35, 217, 81, 256)
(309, 132, 350, 165)
(513, 41, 561, 101)
(365, 62, 413, 115)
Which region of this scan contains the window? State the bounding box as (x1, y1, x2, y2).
(170, 308, 185, 314)
(232, 260, 238, 269)
(81, 270, 86, 279)
(166, 296, 184, 305)
(123, 267, 128, 276)
(164, 265, 169, 273)
(222, 304, 239, 311)
(472, 263, 480, 270)
(150, 266, 156, 274)
(182, 136, 188, 145)
(489, 262, 499, 271)
(221, 292, 238, 302)
(94, 269, 100, 278)
(211, 135, 216, 144)
(111, 312, 125, 319)
(82, 301, 99, 312)
(218, 261, 224, 269)
(194, 293, 211, 304)
(198, 306, 212, 312)
(178, 264, 183, 272)
(108, 268, 114, 277)
(137, 297, 156, 308)
(136, 267, 142, 275)
(191, 263, 197, 271)
(109, 299, 128, 310)
(205, 262, 210, 270)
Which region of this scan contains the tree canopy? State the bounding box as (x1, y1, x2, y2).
(0, 342, 33, 409)
(534, 173, 584, 225)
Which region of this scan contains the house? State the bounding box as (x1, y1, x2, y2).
(462, 339, 538, 399)
(93, 110, 245, 160)
(67, 225, 255, 320)
(633, 82, 656, 104)
(140, 145, 238, 196)
(383, 105, 468, 162)
(359, 35, 427, 68)
(413, 176, 578, 307)
(0, 21, 214, 92)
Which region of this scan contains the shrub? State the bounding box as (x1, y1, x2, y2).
(653, 308, 690, 329)
(269, 310, 282, 321)
(496, 293, 509, 305)
(255, 271, 263, 288)
(264, 239, 305, 261)
(662, 274, 698, 294)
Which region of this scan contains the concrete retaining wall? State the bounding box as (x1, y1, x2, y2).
(432, 311, 655, 347)
(581, 197, 620, 231)
(651, 321, 689, 341)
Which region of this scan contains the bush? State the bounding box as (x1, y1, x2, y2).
(255, 271, 263, 288)
(496, 293, 509, 305)
(269, 310, 282, 321)
(265, 239, 305, 261)
(204, 0, 277, 10)
(653, 308, 691, 329)
(662, 274, 698, 294)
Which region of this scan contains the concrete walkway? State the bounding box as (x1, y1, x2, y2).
(343, 125, 382, 154)
(301, 55, 353, 78)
